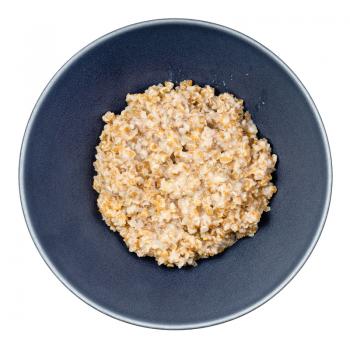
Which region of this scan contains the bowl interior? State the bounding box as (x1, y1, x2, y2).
(20, 20, 331, 328)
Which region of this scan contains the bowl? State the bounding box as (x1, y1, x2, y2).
(19, 19, 332, 329)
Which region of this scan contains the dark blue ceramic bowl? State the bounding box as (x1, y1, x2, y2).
(20, 19, 332, 329)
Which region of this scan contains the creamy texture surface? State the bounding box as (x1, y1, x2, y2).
(93, 81, 277, 267)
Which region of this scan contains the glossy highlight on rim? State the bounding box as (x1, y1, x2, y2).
(19, 18, 332, 330)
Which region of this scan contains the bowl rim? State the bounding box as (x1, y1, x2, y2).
(19, 18, 333, 330)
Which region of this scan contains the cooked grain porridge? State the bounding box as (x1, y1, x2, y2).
(93, 81, 277, 267)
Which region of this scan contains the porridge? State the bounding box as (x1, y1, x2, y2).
(93, 81, 277, 267)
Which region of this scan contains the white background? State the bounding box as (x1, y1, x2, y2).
(1, 0, 349, 349)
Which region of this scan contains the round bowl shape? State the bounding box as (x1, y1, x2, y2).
(20, 19, 332, 329)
